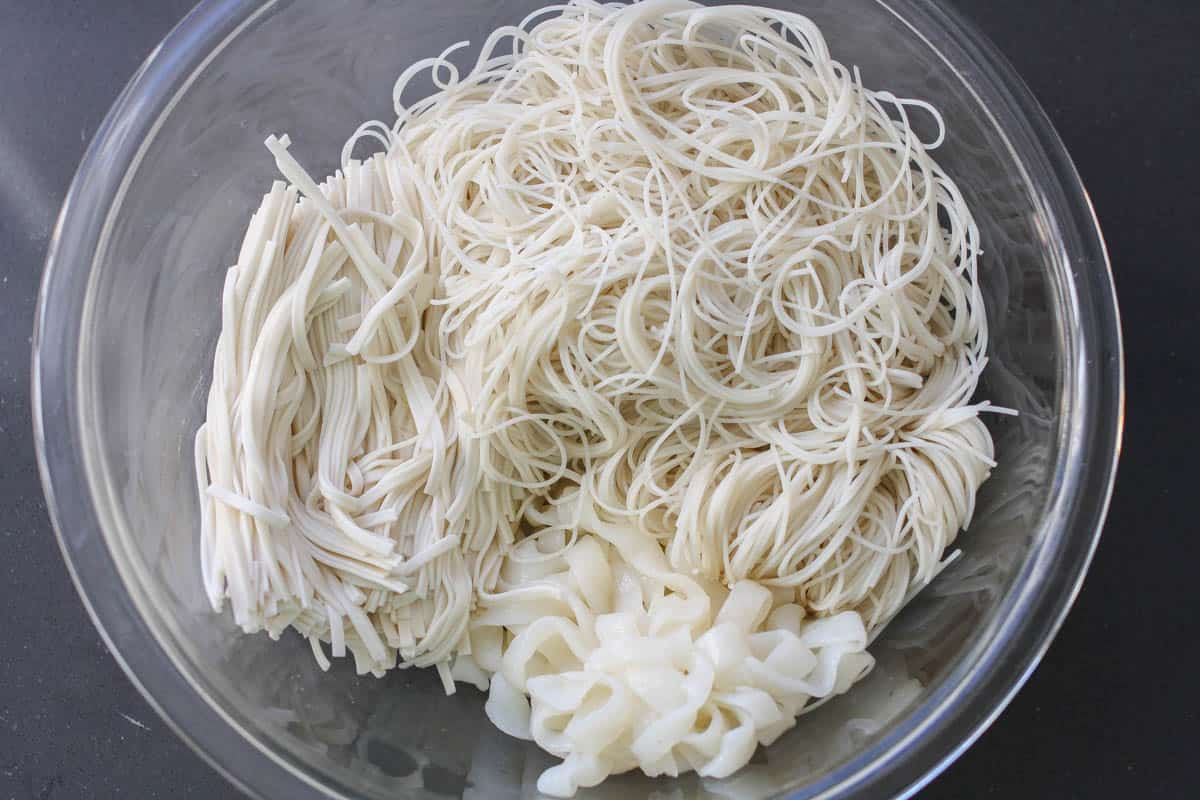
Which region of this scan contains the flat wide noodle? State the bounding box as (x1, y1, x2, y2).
(470, 509, 873, 794)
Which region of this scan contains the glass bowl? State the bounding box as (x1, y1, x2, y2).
(32, 0, 1122, 798)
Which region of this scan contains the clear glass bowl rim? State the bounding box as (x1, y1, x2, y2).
(31, 1, 1124, 798)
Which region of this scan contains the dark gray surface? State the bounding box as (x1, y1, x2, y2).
(0, 2, 1194, 799)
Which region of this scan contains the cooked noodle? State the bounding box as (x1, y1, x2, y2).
(195, 0, 1002, 792)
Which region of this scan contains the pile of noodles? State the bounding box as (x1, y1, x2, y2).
(195, 1, 1003, 793)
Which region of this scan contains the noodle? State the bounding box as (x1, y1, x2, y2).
(195, 0, 1001, 793)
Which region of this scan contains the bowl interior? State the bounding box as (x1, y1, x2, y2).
(67, 0, 1081, 797)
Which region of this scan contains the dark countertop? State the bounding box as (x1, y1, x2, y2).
(1, 2, 1195, 798)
